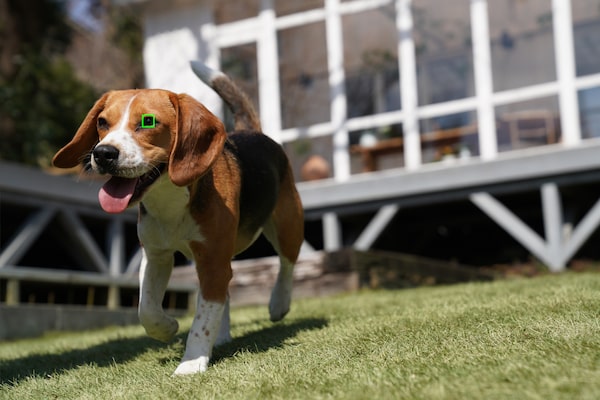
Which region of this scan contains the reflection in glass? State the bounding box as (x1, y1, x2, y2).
(342, 5, 400, 117)
(278, 22, 331, 129)
(488, 0, 556, 91)
(579, 87, 600, 139)
(572, 2, 600, 76)
(419, 112, 477, 164)
(495, 97, 560, 152)
(349, 125, 404, 173)
(413, 0, 473, 106)
(284, 135, 334, 182)
(221, 44, 259, 130)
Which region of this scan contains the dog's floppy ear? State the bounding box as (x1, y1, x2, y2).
(168, 93, 226, 186)
(52, 93, 109, 168)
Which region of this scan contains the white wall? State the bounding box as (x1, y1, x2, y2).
(142, 2, 222, 115)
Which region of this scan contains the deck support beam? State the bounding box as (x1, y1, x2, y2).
(0, 207, 55, 268)
(471, 182, 600, 271)
(354, 204, 401, 251)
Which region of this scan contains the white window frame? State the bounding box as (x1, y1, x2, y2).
(204, 0, 600, 181)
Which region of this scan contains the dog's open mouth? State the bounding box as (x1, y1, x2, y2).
(98, 164, 165, 214)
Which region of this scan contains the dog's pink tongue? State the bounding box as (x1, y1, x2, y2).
(98, 176, 138, 214)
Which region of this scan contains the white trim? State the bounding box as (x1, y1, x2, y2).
(552, 0, 581, 146)
(346, 110, 404, 132)
(276, 8, 327, 30)
(575, 73, 600, 90)
(326, 0, 351, 180)
(275, 0, 392, 31)
(471, 0, 497, 160)
(257, 0, 282, 140)
(417, 97, 478, 120)
(397, 0, 420, 170)
(215, 18, 260, 47)
(280, 122, 334, 142)
(492, 81, 559, 107)
(339, 0, 392, 15)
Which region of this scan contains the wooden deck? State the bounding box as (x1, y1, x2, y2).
(3, 138, 600, 311)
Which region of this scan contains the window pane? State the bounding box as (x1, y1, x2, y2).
(283, 136, 333, 182)
(414, 0, 473, 106)
(573, 1, 600, 76)
(349, 125, 404, 174)
(220, 44, 259, 130)
(342, 4, 400, 117)
(579, 87, 600, 139)
(496, 96, 560, 153)
(419, 112, 477, 164)
(278, 22, 330, 129)
(215, 0, 260, 24)
(275, 0, 324, 17)
(488, 0, 556, 91)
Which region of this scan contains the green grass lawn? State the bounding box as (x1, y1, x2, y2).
(1, 272, 600, 400)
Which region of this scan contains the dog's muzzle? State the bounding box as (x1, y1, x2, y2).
(93, 145, 120, 174)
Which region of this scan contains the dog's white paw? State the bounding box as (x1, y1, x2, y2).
(172, 356, 210, 376)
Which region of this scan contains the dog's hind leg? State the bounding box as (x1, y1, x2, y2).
(138, 249, 179, 342)
(263, 170, 304, 322)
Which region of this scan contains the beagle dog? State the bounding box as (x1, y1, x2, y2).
(52, 62, 304, 375)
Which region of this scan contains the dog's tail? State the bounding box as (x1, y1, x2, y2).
(190, 61, 261, 132)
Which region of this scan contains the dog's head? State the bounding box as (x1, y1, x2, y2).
(52, 89, 226, 213)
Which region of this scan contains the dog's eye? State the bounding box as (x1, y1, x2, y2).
(136, 119, 160, 132)
(97, 117, 109, 130)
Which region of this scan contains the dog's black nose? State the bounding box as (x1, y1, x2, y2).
(93, 145, 120, 170)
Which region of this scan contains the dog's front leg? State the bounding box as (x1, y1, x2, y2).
(173, 290, 225, 375)
(138, 249, 179, 342)
(173, 241, 233, 375)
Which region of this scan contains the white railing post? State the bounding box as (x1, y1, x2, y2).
(326, 0, 351, 180)
(552, 0, 581, 146)
(258, 0, 282, 142)
(471, 0, 497, 160)
(397, 0, 421, 170)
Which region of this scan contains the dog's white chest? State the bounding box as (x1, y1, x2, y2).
(138, 176, 204, 255)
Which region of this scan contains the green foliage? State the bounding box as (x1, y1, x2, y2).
(1, 272, 600, 399)
(0, 52, 97, 166)
(0, 0, 98, 167)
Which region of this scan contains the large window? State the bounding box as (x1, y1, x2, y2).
(488, 0, 556, 91)
(210, 0, 600, 180)
(573, 1, 600, 140)
(414, 0, 473, 105)
(221, 44, 259, 130)
(278, 22, 331, 129)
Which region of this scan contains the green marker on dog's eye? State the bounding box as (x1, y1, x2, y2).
(141, 114, 156, 128)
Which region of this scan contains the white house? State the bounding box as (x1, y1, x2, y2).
(3, 0, 600, 293)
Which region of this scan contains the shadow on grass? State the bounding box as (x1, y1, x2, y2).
(0, 317, 328, 385)
(211, 317, 328, 365)
(0, 334, 162, 386)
